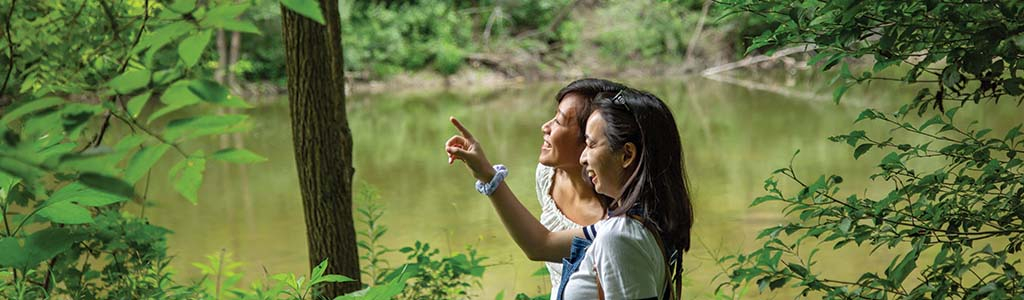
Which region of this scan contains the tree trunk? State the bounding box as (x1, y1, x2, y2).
(227, 30, 241, 89)
(279, 0, 361, 297)
(215, 28, 227, 84)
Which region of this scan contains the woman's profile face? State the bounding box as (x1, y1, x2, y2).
(580, 110, 626, 199)
(539, 94, 586, 169)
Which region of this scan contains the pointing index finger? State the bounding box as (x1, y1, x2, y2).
(450, 116, 475, 140)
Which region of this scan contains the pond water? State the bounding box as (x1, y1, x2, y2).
(138, 74, 1020, 299)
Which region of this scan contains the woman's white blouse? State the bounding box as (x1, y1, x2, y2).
(535, 164, 584, 296)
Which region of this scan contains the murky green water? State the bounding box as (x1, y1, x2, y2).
(139, 75, 1020, 298)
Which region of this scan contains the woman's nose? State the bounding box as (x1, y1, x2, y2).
(541, 119, 552, 134)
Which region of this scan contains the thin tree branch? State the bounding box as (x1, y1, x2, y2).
(1, 0, 18, 97)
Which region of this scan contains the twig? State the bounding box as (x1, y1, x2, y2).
(684, 0, 712, 63)
(701, 44, 818, 76)
(89, 0, 150, 150)
(1, 0, 18, 97)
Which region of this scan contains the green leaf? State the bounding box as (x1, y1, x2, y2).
(48, 182, 130, 207)
(178, 30, 213, 67)
(169, 0, 196, 12)
(124, 144, 171, 184)
(919, 115, 945, 131)
(79, 173, 136, 200)
(37, 201, 94, 224)
(787, 263, 808, 277)
(0, 171, 17, 199)
(943, 106, 960, 120)
(211, 148, 267, 163)
(219, 20, 261, 34)
(202, 3, 249, 26)
(132, 22, 192, 54)
(832, 84, 850, 104)
(316, 274, 354, 284)
(887, 248, 918, 286)
(126, 92, 152, 119)
(751, 195, 780, 207)
(312, 259, 328, 281)
(1005, 124, 1022, 141)
(0, 97, 63, 125)
(531, 266, 549, 277)
(163, 114, 249, 141)
(189, 80, 250, 108)
(1004, 78, 1023, 96)
(281, 0, 325, 24)
(881, 152, 902, 166)
(941, 66, 961, 89)
(0, 228, 83, 268)
(838, 218, 852, 233)
(974, 128, 993, 139)
(149, 80, 203, 123)
(854, 143, 873, 160)
(109, 69, 152, 94)
(169, 152, 206, 204)
(854, 109, 876, 123)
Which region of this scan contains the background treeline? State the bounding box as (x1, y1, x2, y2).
(226, 0, 777, 85)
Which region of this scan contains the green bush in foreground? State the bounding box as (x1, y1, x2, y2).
(717, 0, 1023, 298)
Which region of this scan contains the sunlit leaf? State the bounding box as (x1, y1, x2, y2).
(124, 144, 171, 184)
(169, 152, 206, 204)
(0, 97, 63, 125)
(189, 80, 250, 108)
(0, 228, 84, 268)
(127, 92, 152, 119)
(178, 29, 213, 67)
(281, 0, 325, 24)
(211, 148, 266, 163)
(109, 69, 152, 94)
(163, 114, 249, 141)
(37, 201, 94, 224)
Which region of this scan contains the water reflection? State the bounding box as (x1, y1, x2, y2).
(141, 76, 1020, 299)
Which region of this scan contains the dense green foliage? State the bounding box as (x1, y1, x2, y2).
(224, 0, 781, 84)
(716, 0, 1024, 298)
(0, 0, 268, 298)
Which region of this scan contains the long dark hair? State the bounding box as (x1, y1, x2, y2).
(593, 88, 694, 299)
(555, 78, 627, 143)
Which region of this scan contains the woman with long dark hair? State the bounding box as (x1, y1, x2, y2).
(445, 88, 693, 299)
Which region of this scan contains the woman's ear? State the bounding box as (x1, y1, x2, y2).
(621, 142, 637, 169)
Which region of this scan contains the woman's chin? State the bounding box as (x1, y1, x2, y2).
(538, 152, 555, 165)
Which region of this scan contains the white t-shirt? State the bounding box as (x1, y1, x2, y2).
(561, 216, 665, 300)
(535, 164, 584, 296)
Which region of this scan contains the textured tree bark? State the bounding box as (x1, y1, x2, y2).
(279, 0, 360, 297)
(215, 28, 227, 84)
(227, 30, 241, 88)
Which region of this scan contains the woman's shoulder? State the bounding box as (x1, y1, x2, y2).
(591, 216, 650, 243)
(588, 216, 663, 264)
(535, 163, 554, 181)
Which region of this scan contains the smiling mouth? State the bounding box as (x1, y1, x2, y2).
(542, 140, 552, 150)
(586, 169, 597, 184)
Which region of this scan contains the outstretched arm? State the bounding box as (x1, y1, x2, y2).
(445, 117, 583, 262)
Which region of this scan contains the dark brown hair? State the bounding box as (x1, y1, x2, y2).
(593, 88, 693, 299)
(555, 78, 627, 143)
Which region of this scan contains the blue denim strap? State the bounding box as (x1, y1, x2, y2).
(556, 236, 593, 300)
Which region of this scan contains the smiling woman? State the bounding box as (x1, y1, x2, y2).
(443, 86, 692, 299)
(536, 79, 625, 296)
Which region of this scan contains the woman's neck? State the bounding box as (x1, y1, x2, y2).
(555, 165, 598, 203)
